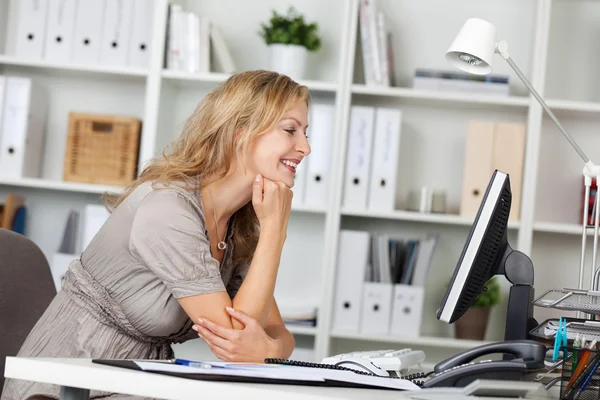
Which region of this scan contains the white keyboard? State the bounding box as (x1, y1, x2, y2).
(321, 348, 425, 372)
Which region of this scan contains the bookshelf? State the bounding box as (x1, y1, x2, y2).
(1, 0, 597, 364)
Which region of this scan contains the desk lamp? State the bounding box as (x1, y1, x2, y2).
(446, 18, 600, 292)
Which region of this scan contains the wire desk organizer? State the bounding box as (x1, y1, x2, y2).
(533, 289, 600, 315)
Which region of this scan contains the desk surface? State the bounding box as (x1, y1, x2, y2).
(4, 356, 423, 400)
(4, 357, 559, 400)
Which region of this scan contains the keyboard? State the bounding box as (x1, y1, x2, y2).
(321, 348, 426, 373)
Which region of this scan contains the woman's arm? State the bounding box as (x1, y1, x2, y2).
(179, 176, 291, 330)
(178, 228, 284, 330)
(264, 299, 295, 359)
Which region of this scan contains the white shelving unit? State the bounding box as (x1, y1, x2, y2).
(1, 0, 598, 364)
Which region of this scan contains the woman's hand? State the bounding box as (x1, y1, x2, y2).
(193, 306, 283, 363)
(252, 174, 292, 237)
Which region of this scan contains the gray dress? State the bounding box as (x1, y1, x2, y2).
(2, 181, 249, 400)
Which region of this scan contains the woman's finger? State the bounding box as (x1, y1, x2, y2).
(207, 341, 234, 361)
(225, 307, 254, 328)
(198, 318, 237, 340)
(252, 174, 263, 206)
(195, 325, 234, 352)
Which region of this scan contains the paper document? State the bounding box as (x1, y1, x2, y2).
(133, 361, 420, 390)
(133, 361, 323, 382)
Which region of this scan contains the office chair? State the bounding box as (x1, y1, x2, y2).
(0, 228, 56, 393)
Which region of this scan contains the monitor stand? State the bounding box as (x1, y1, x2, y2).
(497, 243, 538, 342)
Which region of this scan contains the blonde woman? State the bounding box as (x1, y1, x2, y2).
(2, 70, 311, 400)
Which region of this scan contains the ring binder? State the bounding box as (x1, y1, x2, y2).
(263, 358, 427, 387)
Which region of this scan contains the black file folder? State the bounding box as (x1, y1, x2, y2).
(91, 359, 421, 391)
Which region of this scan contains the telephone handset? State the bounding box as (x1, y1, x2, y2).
(422, 340, 546, 388)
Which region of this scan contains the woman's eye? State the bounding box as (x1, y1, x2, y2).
(284, 129, 296, 135)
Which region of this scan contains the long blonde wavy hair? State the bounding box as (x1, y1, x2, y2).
(103, 70, 311, 265)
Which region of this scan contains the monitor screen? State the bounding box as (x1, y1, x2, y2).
(437, 169, 511, 323)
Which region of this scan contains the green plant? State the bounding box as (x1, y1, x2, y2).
(445, 276, 502, 309)
(473, 276, 502, 308)
(259, 6, 322, 52)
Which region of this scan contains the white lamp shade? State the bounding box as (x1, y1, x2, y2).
(446, 18, 496, 75)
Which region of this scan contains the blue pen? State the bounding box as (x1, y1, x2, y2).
(174, 359, 219, 369)
(577, 358, 600, 395)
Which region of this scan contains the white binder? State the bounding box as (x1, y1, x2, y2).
(304, 104, 335, 208)
(82, 204, 110, 252)
(342, 106, 375, 210)
(332, 230, 370, 332)
(360, 281, 393, 335)
(128, 0, 154, 68)
(99, 0, 135, 67)
(14, 0, 50, 59)
(44, 0, 77, 63)
(367, 108, 402, 211)
(0, 76, 5, 144)
(389, 284, 424, 337)
(72, 0, 106, 65)
(291, 156, 308, 206)
(0, 77, 48, 180)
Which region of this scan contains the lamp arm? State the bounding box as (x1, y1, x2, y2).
(495, 42, 591, 168)
(495, 41, 600, 295)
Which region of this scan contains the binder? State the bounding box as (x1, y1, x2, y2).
(82, 204, 110, 252)
(44, 0, 77, 63)
(128, 0, 154, 68)
(493, 122, 526, 220)
(91, 359, 421, 390)
(389, 284, 424, 338)
(210, 24, 236, 74)
(291, 156, 309, 206)
(460, 120, 495, 218)
(304, 104, 335, 208)
(0, 194, 26, 230)
(71, 0, 106, 65)
(0, 77, 48, 180)
(359, 281, 393, 335)
(460, 120, 526, 220)
(367, 107, 402, 212)
(332, 230, 370, 332)
(14, 0, 49, 59)
(99, 0, 135, 67)
(342, 106, 375, 210)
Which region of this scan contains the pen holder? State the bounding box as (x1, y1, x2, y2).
(561, 346, 600, 400)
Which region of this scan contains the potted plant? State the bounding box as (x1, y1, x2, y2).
(453, 276, 502, 340)
(259, 6, 322, 80)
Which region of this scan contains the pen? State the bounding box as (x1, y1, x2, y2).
(173, 359, 217, 369)
(576, 358, 600, 396)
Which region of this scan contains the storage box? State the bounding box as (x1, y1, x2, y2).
(63, 112, 141, 186)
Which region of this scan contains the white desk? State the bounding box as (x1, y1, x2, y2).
(4, 357, 559, 400)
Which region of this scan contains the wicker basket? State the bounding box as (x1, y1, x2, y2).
(63, 112, 141, 186)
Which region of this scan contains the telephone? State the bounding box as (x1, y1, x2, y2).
(422, 340, 547, 388)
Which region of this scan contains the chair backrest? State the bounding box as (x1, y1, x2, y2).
(0, 228, 56, 392)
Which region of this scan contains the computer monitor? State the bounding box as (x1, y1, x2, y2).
(437, 169, 538, 341)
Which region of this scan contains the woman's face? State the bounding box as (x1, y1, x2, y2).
(247, 103, 311, 188)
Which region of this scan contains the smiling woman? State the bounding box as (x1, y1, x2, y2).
(1, 70, 312, 400)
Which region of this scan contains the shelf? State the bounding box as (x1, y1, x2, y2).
(286, 325, 317, 336)
(291, 203, 328, 214)
(162, 69, 339, 93)
(330, 330, 491, 350)
(0, 55, 148, 80)
(341, 208, 521, 229)
(546, 99, 600, 114)
(533, 221, 599, 236)
(0, 177, 124, 195)
(351, 84, 530, 109)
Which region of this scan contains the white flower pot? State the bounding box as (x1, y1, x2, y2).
(268, 43, 308, 81)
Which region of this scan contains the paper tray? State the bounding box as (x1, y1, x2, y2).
(529, 317, 600, 343)
(532, 289, 600, 314)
